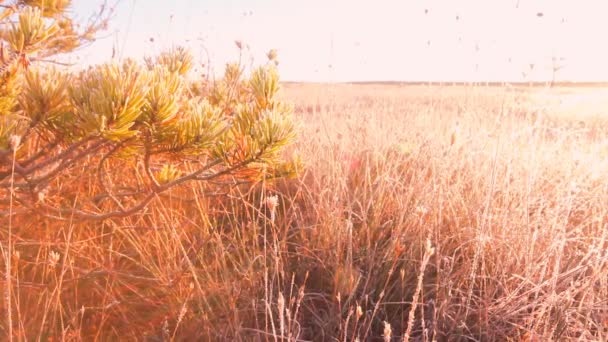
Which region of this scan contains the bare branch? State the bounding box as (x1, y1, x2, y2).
(9, 153, 263, 221)
(143, 136, 160, 190)
(96, 140, 132, 210)
(0, 138, 108, 189)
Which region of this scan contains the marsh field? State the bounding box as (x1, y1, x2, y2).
(4, 83, 608, 341)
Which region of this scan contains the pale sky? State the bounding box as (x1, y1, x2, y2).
(67, 0, 608, 82)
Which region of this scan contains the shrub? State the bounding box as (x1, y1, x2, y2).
(0, 2, 298, 221)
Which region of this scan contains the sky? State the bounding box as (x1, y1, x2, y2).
(67, 0, 608, 82)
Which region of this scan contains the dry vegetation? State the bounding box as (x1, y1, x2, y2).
(3, 83, 608, 340)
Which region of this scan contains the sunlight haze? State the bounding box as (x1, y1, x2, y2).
(70, 0, 608, 82)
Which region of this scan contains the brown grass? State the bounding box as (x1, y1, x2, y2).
(2, 83, 608, 341)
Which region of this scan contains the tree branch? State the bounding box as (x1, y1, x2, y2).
(143, 136, 160, 190)
(29, 140, 108, 185)
(96, 140, 131, 210)
(7, 152, 264, 221)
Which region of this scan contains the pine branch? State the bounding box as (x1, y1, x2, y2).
(96, 139, 133, 210)
(0, 138, 108, 189)
(143, 136, 161, 190)
(10, 152, 265, 221)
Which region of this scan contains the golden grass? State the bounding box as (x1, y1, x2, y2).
(2, 83, 608, 340)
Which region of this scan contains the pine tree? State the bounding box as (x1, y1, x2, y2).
(0, 1, 298, 221)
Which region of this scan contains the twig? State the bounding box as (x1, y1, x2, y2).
(19, 138, 62, 168)
(29, 154, 262, 221)
(3, 137, 96, 180)
(96, 140, 131, 210)
(19, 139, 108, 189)
(143, 137, 160, 190)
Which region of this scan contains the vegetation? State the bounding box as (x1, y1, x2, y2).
(283, 84, 608, 341)
(0, 2, 297, 221)
(1, 1, 607, 341)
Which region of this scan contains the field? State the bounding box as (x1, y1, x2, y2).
(3, 83, 608, 340)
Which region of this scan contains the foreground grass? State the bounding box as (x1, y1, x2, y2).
(2, 84, 608, 340)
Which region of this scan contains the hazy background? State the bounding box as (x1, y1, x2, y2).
(69, 0, 608, 82)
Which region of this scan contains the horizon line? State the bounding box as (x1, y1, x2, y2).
(281, 80, 608, 87)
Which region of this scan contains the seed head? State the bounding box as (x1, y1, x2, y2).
(8, 135, 21, 151)
(48, 250, 60, 268)
(382, 321, 392, 342)
(266, 194, 279, 211)
(265, 194, 279, 223)
(267, 49, 278, 61)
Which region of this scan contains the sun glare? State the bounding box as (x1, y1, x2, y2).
(69, 0, 608, 83)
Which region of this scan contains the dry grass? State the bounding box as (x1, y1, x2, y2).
(2, 83, 608, 341)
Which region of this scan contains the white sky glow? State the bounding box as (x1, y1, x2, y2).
(69, 0, 608, 82)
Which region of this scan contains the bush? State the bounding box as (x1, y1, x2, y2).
(0, 2, 298, 221)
